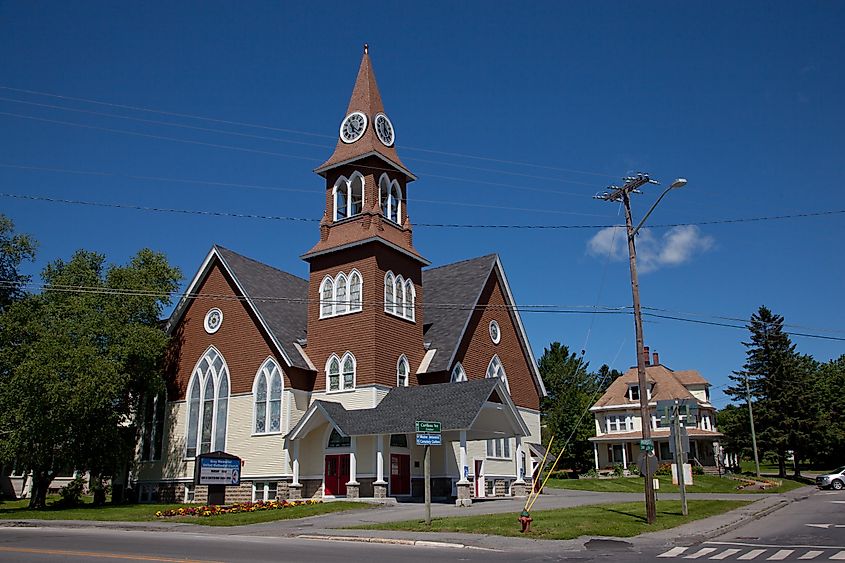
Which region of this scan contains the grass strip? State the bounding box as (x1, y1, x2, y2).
(0, 499, 370, 526)
(545, 474, 805, 494)
(353, 500, 750, 540)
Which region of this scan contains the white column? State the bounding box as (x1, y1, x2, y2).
(291, 439, 301, 486)
(348, 436, 358, 485)
(514, 436, 525, 483)
(375, 434, 386, 484)
(622, 442, 628, 469)
(458, 430, 469, 484)
(593, 442, 599, 470)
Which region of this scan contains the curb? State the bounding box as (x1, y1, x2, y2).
(296, 534, 499, 551)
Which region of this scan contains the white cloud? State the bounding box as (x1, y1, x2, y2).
(586, 225, 714, 273)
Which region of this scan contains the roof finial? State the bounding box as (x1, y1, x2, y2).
(363, 43, 369, 55)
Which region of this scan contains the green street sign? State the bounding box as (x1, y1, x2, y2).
(415, 420, 441, 433)
(639, 439, 654, 452)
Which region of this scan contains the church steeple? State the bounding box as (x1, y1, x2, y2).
(314, 45, 415, 181)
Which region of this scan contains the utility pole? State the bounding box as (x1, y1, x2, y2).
(595, 173, 659, 525)
(745, 373, 761, 478)
(672, 400, 688, 516)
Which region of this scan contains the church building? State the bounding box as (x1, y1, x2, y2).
(134, 47, 546, 505)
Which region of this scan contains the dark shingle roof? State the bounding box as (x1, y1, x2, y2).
(215, 246, 310, 370)
(315, 378, 501, 435)
(422, 254, 497, 373)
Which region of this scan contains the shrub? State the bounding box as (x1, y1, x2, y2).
(612, 463, 624, 477)
(692, 464, 705, 476)
(627, 464, 640, 476)
(656, 463, 673, 476)
(57, 476, 86, 507)
(579, 468, 599, 479)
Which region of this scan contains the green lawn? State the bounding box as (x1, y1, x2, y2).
(353, 500, 750, 540)
(0, 499, 370, 526)
(545, 474, 805, 494)
(739, 460, 834, 476)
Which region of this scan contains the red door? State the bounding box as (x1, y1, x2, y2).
(324, 454, 349, 496)
(390, 454, 410, 495)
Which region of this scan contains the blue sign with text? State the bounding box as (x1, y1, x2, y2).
(416, 433, 442, 446)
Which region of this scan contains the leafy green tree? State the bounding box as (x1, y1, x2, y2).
(0, 248, 180, 508)
(539, 343, 606, 473)
(0, 214, 37, 312)
(716, 403, 752, 462)
(813, 355, 845, 466)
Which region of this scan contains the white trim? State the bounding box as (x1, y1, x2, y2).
(204, 308, 223, 334)
(451, 362, 467, 383)
(301, 236, 431, 266)
(489, 320, 500, 344)
(378, 173, 404, 225)
(320, 269, 364, 319)
(184, 346, 230, 457)
(416, 349, 436, 374)
(383, 270, 415, 322)
(374, 112, 395, 147)
(326, 352, 356, 393)
(315, 150, 418, 182)
(252, 357, 284, 435)
(486, 354, 510, 393)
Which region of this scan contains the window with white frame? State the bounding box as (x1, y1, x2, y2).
(379, 174, 402, 224)
(384, 271, 414, 321)
(327, 428, 351, 448)
(701, 414, 712, 431)
(326, 352, 356, 392)
(397, 355, 409, 387)
(319, 270, 363, 318)
(184, 484, 195, 503)
(252, 481, 278, 502)
(486, 438, 511, 459)
(605, 415, 633, 433)
(185, 347, 229, 458)
(254, 359, 283, 434)
(628, 385, 640, 401)
(140, 393, 166, 461)
(486, 355, 510, 392)
(451, 362, 467, 383)
(333, 173, 365, 221)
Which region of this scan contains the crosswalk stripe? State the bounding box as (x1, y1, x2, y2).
(797, 551, 823, 560)
(658, 547, 688, 558)
(710, 548, 741, 560)
(766, 550, 794, 560)
(684, 547, 717, 559)
(830, 551, 845, 560)
(738, 550, 767, 560)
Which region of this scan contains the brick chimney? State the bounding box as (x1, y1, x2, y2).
(652, 350, 660, 365)
(643, 346, 650, 366)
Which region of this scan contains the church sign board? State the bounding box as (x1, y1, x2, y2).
(195, 452, 242, 486)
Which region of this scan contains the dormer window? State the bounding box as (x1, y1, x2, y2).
(379, 174, 402, 224)
(629, 385, 640, 401)
(333, 173, 364, 221)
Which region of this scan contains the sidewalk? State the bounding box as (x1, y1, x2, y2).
(0, 485, 816, 553)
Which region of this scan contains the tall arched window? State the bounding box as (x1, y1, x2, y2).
(185, 347, 230, 457)
(404, 279, 415, 320)
(451, 362, 467, 383)
(397, 355, 409, 387)
(320, 276, 334, 318)
(384, 271, 395, 313)
(379, 174, 402, 224)
(326, 352, 355, 392)
(342, 353, 355, 390)
(486, 355, 510, 392)
(394, 275, 405, 316)
(349, 270, 362, 312)
(254, 359, 283, 434)
(336, 273, 348, 315)
(334, 173, 365, 220)
(327, 355, 341, 392)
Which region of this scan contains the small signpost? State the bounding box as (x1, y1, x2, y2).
(416, 420, 441, 526)
(657, 399, 694, 516)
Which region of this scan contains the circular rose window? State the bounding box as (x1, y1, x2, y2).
(204, 308, 223, 334)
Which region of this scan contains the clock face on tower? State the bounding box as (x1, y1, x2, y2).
(374, 113, 395, 147)
(340, 111, 367, 144)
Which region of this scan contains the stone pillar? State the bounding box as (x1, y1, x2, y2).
(288, 483, 302, 500)
(346, 437, 360, 498)
(455, 430, 472, 506)
(374, 434, 387, 498)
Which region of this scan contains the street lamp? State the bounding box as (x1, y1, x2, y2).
(595, 173, 686, 525)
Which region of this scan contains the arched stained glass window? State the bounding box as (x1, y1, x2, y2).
(404, 279, 414, 320)
(186, 347, 229, 457)
(327, 356, 340, 392)
(349, 271, 362, 312)
(320, 277, 334, 318)
(336, 274, 348, 315)
(342, 354, 355, 389)
(254, 372, 267, 433)
(486, 355, 509, 392)
(384, 272, 395, 314)
(397, 355, 409, 387)
(394, 275, 404, 316)
(254, 359, 283, 434)
(451, 363, 467, 383)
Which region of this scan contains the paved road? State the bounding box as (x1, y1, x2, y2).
(635, 487, 845, 562)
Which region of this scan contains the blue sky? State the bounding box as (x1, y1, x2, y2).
(1, 1, 843, 408)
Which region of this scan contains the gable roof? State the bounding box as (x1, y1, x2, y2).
(166, 246, 311, 370)
(591, 364, 707, 409)
(422, 254, 547, 398)
(288, 378, 530, 441)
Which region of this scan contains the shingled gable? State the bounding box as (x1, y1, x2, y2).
(287, 378, 530, 442)
(314, 46, 415, 181)
(165, 245, 312, 370)
(590, 364, 700, 410)
(422, 254, 547, 397)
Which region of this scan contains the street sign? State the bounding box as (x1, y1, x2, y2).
(416, 433, 442, 446)
(639, 439, 654, 453)
(415, 421, 441, 433)
(668, 425, 690, 455)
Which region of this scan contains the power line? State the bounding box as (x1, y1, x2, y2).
(0, 85, 618, 179)
(2, 191, 842, 230)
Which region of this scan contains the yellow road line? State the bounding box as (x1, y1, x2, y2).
(0, 546, 223, 562)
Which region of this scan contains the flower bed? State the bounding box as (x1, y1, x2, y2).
(155, 499, 321, 518)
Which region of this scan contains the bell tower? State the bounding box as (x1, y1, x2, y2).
(302, 45, 428, 394)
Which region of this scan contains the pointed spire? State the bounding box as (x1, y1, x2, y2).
(315, 46, 415, 181)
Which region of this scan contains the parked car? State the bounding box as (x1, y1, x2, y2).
(816, 466, 845, 490)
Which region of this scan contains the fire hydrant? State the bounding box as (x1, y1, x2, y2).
(518, 510, 533, 533)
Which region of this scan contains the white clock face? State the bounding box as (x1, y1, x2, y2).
(340, 112, 367, 144)
(374, 113, 395, 147)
